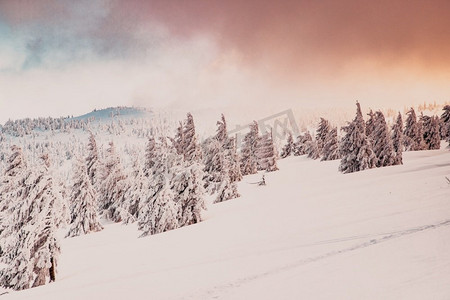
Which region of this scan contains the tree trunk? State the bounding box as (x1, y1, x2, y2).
(49, 257, 56, 282)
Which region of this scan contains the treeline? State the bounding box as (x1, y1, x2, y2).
(281, 102, 450, 173)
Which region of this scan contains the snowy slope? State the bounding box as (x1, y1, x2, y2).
(2, 146, 450, 299)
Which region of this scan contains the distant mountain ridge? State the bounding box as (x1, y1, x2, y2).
(71, 106, 152, 122)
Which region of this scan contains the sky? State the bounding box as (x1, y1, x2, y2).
(0, 0, 450, 123)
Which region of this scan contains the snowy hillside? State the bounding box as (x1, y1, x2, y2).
(2, 146, 449, 299)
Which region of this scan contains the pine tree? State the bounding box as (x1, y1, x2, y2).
(372, 111, 395, 167)
(215, 171, 240, 203)
(421, 115, 441, 150)
(86, 132, 99, 186)
(203, 138, 224, 194)
(321, 127, 341, 161)
(391, 112, 404, 165)
(66, 156, 103, 238)
(138, 140, 179, 237)
(339, 102, 377, 173)
(144, 136, 156, 177)
(256, 129, 278, 172)
(172, 121, 185, 156)
(315, 118, 330, 155)
(365, 110, 376, 137)
(305, 139, 320, 160)
(203, 114, 231, 194)
(98, 142, 130, 222)
(0, 145, 28, 218)
(172, 160, 206, 227)
(280, 132, 295, 158)
(293, 132, 313, 156)
(182, 113, 202, 162)
(226, 136, 242, 183)
(440, 105, 450, 141)
(240, 121, 259, 175)
(404, 108, 425, 151)
(0, 154, 61, 290)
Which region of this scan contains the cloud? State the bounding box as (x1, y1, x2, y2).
(0, 0, 449, 125)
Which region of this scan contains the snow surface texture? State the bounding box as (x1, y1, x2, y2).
(2, 146, 450, 299)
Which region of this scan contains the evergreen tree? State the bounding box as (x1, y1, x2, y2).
(391, 112, 404, 165)
(321, 127, 341, 161)
(315, 118, 330, 154)
(172, 121, 185, 156)
(215, 169, 240, 203)
(256, 130, 279, 172)
(421, 115, 441, 150)
(365, 109, 376, 137)
(203, 138, 224, 194)
(339, 102, 377, 173)
(240, 121, 259, 175)
(86, 132, 99, 186)
(372, 111, 395, 167)
(305, 139, 320, 160)
(98, 142, 130, 222)
(66, 156, 103, 238)
(280, 132, 295, 158)
(172, 160, 206, 227)
(182, 113, 202, 162)
(144, 136, 156, 177)
(440, 105, 450, 141)
(226, 136, 242, 183)
(404, 108, 425, 151)
(0, 146, 28, 218)
(0, 154, 61, 290)
(138, 140, 179, 237)
(293, 132, 313, 156)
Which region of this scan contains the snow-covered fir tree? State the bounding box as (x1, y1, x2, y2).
(0, 145, 28, 219)
(215, 164, 240, 204)
(86, 132, 99, 186)
(391, 112, 404, 165)
(138, 139, 179, 237)
(421, 115, 441, 150)
(203, 138, 224, 194)
(339, 102, 377, 173)
(226, 136, 243, 183)
(256, 129, 279, 172)
(182, 113, 202, 162)
(240, 121, 259, 175)
(440, 105, 450, 141)
(280, 132, 295, 158)
(404, 108, 425, 151)
(144, 136, 156, 177)
(121, 150, 146, 224)
(305, 139, 320, 160)
(315, 118, 330, 155)
(372, 111, 395, 167)
(203, 114, 230, 194)
(293, 132, 313, 156)
(172, 161, 206, 227)
(98, 141, 130, 222)
(321, 127, 341, 161)
(66, 156, 103, 238)
(171, 113, 207, 227)
(0, 154, 61, 290)
(172, 121, 185, 156)
(365, 109, 376, 137)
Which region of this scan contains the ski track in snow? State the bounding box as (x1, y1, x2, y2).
(189, 218, 450, 299)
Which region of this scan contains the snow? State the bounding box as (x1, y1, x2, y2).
(2, 146, 450, 299)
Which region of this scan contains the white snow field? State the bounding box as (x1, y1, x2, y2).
(3, 146, 450, 299)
